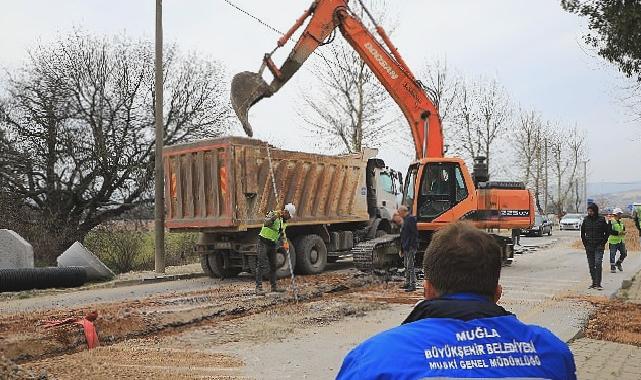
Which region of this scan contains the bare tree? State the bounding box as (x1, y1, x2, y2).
(420, 58, 461, 153)
(548, 125, 586, 215)
(513, 108, 547, 211)
(298, 0, 398, 153)
(0, 31, 232, 263)
(451, 77, 512, 173)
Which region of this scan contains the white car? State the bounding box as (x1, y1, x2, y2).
(560, 213, 583, 230)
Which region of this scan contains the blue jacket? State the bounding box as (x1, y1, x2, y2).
(401, 214, 418, 252)
(337, 293, 576, 380)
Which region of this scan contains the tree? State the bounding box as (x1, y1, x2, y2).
(298, 0, 398, 153)
(562, 0, 641, 81)
(420, 58, 461, 153)
(547, 125, 587, 215)
(0, 32, 232, 263)
(513, 108, 546, 212)
(451, 77, 512, 173)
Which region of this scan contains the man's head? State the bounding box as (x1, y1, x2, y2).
(282, 203, 296, 221)
(587, 203, 599, 217)
(398, 205, 409, 218)
(392, 212, 403, 226)
(613, 208, 623, 220)
(422, 222, 502, 302)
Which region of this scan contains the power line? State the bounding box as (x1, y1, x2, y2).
(221, 0, 349, 74)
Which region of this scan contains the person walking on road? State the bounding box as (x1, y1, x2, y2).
(255, 203, 296, 296)
(337, 222, 576, 380)
(580, 203, 609, 290)
(398, 206, 418, 292)
(608, 208, 627, 273)
(634, 203, 641, 247)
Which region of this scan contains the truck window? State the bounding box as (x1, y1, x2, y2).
(454, 166, 468, 202)
(378, 172, 395, 194)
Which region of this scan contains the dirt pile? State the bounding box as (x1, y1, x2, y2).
(1, 354, 48, 379)
(583, 299, 641, 346)
(0, 272, 376, 363)
(26, 346, 245, 380)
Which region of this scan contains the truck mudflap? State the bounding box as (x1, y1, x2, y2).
(352, 234, 401, 271)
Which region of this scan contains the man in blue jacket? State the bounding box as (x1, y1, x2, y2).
(337, 222, 576, 380)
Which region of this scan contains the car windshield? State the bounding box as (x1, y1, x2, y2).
(563, 214, 582, 219)
(535, 215, 543, 224)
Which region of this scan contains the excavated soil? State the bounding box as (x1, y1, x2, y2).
(0, 353, 49, 380)
(583, 299, 641, 346)
(25, 346, 246, 380)
(0, 272, 376, 363)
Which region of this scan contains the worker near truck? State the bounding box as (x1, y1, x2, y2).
(255, 203, 296, 296)
(580, 203, 609, 290)
(337, 222, 576, 379)
(398, 206, 418, 292)
(608, 208, 627, 273)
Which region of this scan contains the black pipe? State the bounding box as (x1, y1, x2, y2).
(0, 267, 88, 292)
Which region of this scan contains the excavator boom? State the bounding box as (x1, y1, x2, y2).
(230, 0, 443, 159)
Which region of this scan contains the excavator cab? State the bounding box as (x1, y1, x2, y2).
(403, 161, 470, 223)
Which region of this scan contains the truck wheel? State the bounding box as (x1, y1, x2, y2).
(294, 235, 328, 275)
(201, 253, 241, 279)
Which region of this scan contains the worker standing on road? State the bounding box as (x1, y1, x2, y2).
(398, 206, 418, 292)
(633, 203, 641, 247)
(255, 203, 296, 296)
(337, 222, 576, 379)
(580, 203, 609, 290)
(511, 228, 521, 246)
(608, 208, 627, 273)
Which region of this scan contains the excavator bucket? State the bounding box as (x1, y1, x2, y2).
(230, 71, 273, 137)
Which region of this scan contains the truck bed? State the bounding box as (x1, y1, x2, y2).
(163, 137, 372, 231)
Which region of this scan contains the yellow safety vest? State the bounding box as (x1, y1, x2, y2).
(608, 219, 625, 245)
(259, 212, 287, 243)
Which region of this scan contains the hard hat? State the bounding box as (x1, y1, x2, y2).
(284, 203, 296, 217)
(613, 207, 623, 215)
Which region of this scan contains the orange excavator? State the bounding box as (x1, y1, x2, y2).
(231, 0, 534, 268)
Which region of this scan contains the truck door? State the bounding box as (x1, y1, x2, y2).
(376, 169, 400, 219)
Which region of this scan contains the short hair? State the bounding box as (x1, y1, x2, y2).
(423, 222, 502, 297)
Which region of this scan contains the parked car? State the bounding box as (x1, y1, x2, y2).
(522, 214, 553, 236)
(559, 213, 583, 231)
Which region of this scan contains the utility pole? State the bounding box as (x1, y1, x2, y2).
(583, 160, 588, 208)
(154, 0, 165, 273)
(543, 138, 548, 214)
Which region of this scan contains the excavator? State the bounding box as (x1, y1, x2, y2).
(230, 0, 534, 269)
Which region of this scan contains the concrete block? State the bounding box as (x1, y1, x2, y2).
(0, 229, 34, 269)
(57, 242, 115, 281)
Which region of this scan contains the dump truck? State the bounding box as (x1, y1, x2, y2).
(163, 136, 403, 278)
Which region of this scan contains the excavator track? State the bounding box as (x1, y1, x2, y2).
(352, 234, 401, 271)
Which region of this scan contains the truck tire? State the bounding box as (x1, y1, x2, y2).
(294, 234, 328, 275)
(200, 252, 241, 279)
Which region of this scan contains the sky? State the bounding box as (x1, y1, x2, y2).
(0, 0, 639, 184)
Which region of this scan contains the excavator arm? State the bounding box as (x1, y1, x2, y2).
(231, 0, 443, 159)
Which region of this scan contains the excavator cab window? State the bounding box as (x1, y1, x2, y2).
(402, 164, 418, 211)
(416, 162, 467, 221)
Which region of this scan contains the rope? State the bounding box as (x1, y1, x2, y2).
(265, 143, 299, 302)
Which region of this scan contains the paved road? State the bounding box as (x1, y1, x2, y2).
(230, 229, 641, 379)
